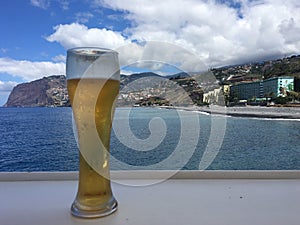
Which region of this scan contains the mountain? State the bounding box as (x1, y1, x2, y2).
(4, 73, 205, 107)
(165, 72, 190, 79)
(120, 72, 162, 90)
(4, 75, 69, 107)
(212, 54, 300, 84)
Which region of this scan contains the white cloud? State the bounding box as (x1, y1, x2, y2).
(0, 81, 18, 92)
(30, 0, 70, 10)
(120, 69, 135, 75)
(75, 12, 94, 24)
(44, 0, 300, 71)
(52, 54, 66, 62)
(59, 0, 70, 10)
(279, 18, 300, 45)
(30, 0, 50, 9)
(0, 58, 65, 81)
(115, 41, 209, 73)
(115, 43, 144, 66)
(46, 23, 129, 50)
(95, 0, 300, 67)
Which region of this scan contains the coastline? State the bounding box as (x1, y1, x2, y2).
(166, 105, 300, 120)
(2, 105, 300, 120)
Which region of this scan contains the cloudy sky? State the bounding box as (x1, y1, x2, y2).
(0, 0, 300, 105)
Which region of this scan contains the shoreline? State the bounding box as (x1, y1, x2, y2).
(163, 105, 300, 120)
(2, 105, 300, 120)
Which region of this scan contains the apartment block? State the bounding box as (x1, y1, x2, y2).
(230, 76, 294, 101)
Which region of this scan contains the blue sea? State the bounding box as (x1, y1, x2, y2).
(0, 107, 299, 171)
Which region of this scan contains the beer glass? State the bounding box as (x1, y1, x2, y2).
(66, 47, 119, 218)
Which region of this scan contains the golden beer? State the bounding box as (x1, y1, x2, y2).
(68, 78, 119, 216)
(66, 47, 120, 218)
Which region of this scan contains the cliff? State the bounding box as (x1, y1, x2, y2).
(4, 75, 69, 107)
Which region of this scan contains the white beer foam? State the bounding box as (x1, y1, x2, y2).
(66, 47, 120, 81)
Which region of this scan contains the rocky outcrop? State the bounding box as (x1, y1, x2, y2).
(4, 75, 69, 107)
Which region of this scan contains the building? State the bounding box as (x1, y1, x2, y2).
(203, 85, 229, 105)
(263, 77, 294, 97)
(230, 76, 294, 101)
(203, 87, 222, 104)
(230, 81, 263, 101)
(294, 77, 300, 92)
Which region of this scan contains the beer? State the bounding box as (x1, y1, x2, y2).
(66, 47, 119, 218)
(68, 78, 119, 217)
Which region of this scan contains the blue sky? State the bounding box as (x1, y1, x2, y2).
(0, 0, 300, 105)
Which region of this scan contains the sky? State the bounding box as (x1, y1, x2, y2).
(0, 0, 300, 105)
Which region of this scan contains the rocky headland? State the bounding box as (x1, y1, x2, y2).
(4, 75, 69, 107)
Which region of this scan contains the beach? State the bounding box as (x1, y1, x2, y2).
(173, 105, 300, 119)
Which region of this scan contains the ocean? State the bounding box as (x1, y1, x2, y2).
(0, 107, 299, 171)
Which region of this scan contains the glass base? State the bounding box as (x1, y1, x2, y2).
(70, 197, 118, 219)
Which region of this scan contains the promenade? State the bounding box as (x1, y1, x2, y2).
(170, 105, 300, 119)
(197, 105, 300, 119)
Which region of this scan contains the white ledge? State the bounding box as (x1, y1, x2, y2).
(0, 170, 300, 181)
(1, 171, 299, 225)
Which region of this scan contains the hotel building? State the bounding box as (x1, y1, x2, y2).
(230, 76, 294, 101)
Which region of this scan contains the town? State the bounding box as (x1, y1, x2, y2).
(118, 55, 300, 107)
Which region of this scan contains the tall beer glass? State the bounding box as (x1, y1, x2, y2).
(66, 47, 119, 218)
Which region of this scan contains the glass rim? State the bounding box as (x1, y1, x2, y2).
(67, 47, 118, 56)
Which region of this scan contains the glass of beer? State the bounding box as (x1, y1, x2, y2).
(66, 47, 119, 218)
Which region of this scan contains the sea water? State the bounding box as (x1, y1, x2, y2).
(0, 107, 299, 171)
